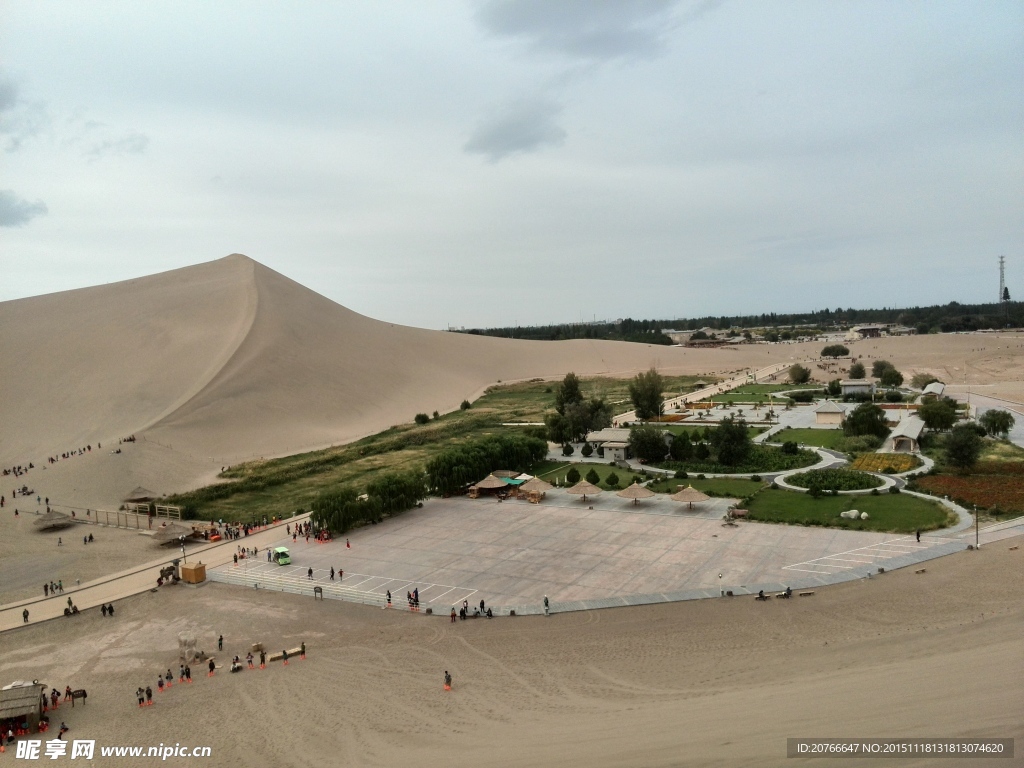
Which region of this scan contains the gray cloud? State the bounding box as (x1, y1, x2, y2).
(476, 0, 684, 60)
(0, 190, 48, 227)
(84, 131, 149, 160)
(0, 75, 49, 152)
(465, 99, 567, 161)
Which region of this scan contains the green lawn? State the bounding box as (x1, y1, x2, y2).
(771, 427, 849, 449)
(647, 476, 766, 498)
(655, 445, 818, 475)
(729, 384, 821, 395)
(746, 488, 953, 533)
(537, 462, 646, 490)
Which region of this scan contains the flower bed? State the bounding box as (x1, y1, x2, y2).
(850, 453, 921, 473)
(912, 463, 1024, 513)
(786, 468, 884, 491)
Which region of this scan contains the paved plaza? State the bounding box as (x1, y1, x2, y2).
(209, 491, 957, 613)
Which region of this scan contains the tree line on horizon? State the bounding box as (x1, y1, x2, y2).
(456, 300, 1022, 342)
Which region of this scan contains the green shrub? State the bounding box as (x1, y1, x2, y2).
(585, 468, 600, 485)
(888, 485, 901, 494)
(460, 400, 472, 410)
(562, 443, 575, 457)
(414, 413, 430, 425)
(581, 442, 594, 458)
(787, 468, 883, 491)
(606, 472, 620, 487)
(566, 467, 581, 484)
(674, 470, 688, 479)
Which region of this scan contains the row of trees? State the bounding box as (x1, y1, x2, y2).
(545, 372, 613, 443)
(460, 300, 1023, 340)
(629, 418, 752, 466)
(310, 471, 426, 534)
(425, 433, 547, 496)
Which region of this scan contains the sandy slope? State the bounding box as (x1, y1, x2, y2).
(0, 535, 1019, 767)
(2, 254, 1023, 511)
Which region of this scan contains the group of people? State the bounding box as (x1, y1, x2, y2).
(43, 580, 65, 597)
(81, 533, 95, 545)
(452, 598, 492, 621)
(3, 464, 34, 478)
(138, 637, 306, 707)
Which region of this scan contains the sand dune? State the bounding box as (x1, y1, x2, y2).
(2, 253, 1022, 509)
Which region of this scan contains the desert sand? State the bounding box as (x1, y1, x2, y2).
(3, 256, 1023, 766)
(2, 253, 1023, 511)
(0, 535, 1019, 768)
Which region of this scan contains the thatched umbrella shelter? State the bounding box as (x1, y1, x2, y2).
(152, 522, 195, 545)
(468, 474, 508, 498)
(671, 485, 710, 509)
(520, 477, 554, 504)
(124, 486, 158, 503)
(616, 482, 656, 506)
(566, 480, 602, 502)
(33, 509, 73, 530)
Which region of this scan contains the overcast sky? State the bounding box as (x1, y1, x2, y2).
(2, 1, 1022, 328)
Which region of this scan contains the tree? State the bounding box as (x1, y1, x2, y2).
(606, 472, 620, 487)
(827, 379, 842, 397)
(554, 372, 583, 416)
(365, 472, 426, 516)
(843, 402, 890, 439)
(1003, 286, 1011, 302)
(581, 442, 594, 458)
(414, 413, 430, 425)
(669, 431, 692, 461)
(694, 443, 710, 460)
(629, 368, 664, 420)
(945, 424, 982, 472)
(871, 360, 894, 378)
(910, 372, 940, 390)
(432, 411, 440, 419)
(585, 468, 600, 485)
(629, 425, 669, 463)
(460, 400, 472, 410)
(848, 362, 866, 379)
(425, 433, 548, 496)
(566, 466, 581, 484)
(562, 443, 575, 457)
(979, 409, 1015, 439)
(690, 330, 708, 340)
(788, 364, 811, 384)
(879, 367, 904, 388)
(709, 417, 752, 466)
(918, 397, 957, 431)
(821, 344, 849, 357)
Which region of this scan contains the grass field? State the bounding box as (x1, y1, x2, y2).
(537, 462, 646, 490)
(660, 424, 765, 439)
(770, 427, 849, 449)
(647, 476, 766, 498)
(167, 375, 709, 521)
(746, 488, 953, 533)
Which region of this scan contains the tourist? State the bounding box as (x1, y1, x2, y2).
(246, 653, 254, 669)
(307, 567, 313, 580)
(450, 607, 456, 623)
(184, 666, 191, 683)
(208, 659, 215, 677)
(145, 686, 153, 705)
(101, 604, 107, 617)
(22, 608, 29, 623)
(444, 671, 452, 690)
(44, 583, 49, 597)
(107, 603, 115, 616)
(259, 650, 266, 669)
(218, 635, 223, 651)
(136, 688, 145, 707)
(386, 590, 391, 607)
(282, 649, 289, 666)
(329, 567, 335, 581)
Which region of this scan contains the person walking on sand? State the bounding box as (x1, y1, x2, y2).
(145, 686, 153, 705)
(444, 671, 452, 691)
(22, 608, 29, 623)
(246, 653, 254, 669)
(136, 688, 145, 708)
(208, 659, 215, 677)
(450, 607, 456, 623)
(282, 649, 289, 666)
(218, 635, 223, 651)
(259, 650, 266, 669)
(184, 666, 191, 683)
(346, 538, 350, 549)
(329, 567, 334, 581)
(307, 567, 313, 580)
(179, 665, 185, 683)
(916, 529, 921, 543)
(386, 590, 391, 607)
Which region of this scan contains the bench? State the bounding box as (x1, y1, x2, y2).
(915, 568, 926, 574)
(799, 591, 815, 597)
(731, 509, 748, 518)
(267, 646, 304, 662)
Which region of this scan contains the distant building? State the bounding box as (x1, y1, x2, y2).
(813, 400, 845, 425)
(921, 381, 946, 400)
(586, 428, 634, 461)
(845, 324, 885, 340)
(840, 380, 876, 398)
(887, 415, 925, 452)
